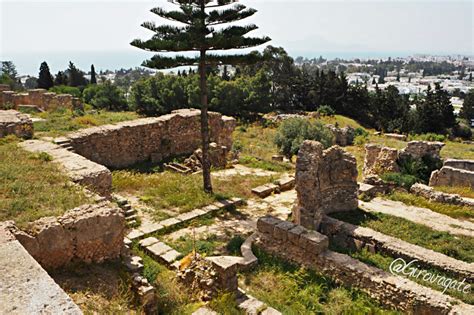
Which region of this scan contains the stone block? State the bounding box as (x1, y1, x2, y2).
(160, 249, 181, 265)
(300, 231, 328, 254)
(159, 217, 182, 228)
(139, 237, 159, 248)
(257, 216, 281, 235)
(273, 221, 295, 242)
(276, 177, 295, 191)
(139, 222, 164, 235)
(252, 184, 279, 198)
(147, 242, 173, 257)
(288, 225, 307, 246)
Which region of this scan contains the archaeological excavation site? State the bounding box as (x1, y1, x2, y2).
(1, 87, 473, 315)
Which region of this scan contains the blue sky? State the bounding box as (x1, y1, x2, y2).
(1, 0, 472, 74)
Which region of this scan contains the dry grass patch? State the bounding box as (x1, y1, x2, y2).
(0, 137, 90, 228)
(434, 186, 474, 199)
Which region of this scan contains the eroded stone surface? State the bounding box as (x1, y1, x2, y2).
(0, 109, 33, 138)
(293, 141, 358, 230)
(430, 166, 474, 189)
(11, 203, 124, 269)
(410, 183, 474, 208)
(67, 109, 236, 168)
(363, 144, 399, 177)
(0, 223, 81, 314)
(1, 88, 82, 111)
(20, 140, 112, 196)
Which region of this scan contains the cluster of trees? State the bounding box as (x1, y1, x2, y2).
(128, 46, 470, 136)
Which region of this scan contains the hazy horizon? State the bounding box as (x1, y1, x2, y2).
(1, 0, 473, 75)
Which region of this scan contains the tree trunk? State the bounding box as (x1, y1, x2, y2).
(199, 49, 213, 193)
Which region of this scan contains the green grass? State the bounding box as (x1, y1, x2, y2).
(33, 107, 139, 137)
(112, 170, 275, 218)
(441, 141, 474, 160)
(240, 247, 399, 314)
(165, 233, 224, 258)
(0, 137, 90, 228)
(318, 114, 365, 129)
(387, 191, 473, 220)
(331, 246, 474, 304)
(233, 123, 294, 172)
(330, 209, 474, 263)
(434, 186, 474, 199)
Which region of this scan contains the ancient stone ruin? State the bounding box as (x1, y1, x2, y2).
(293, 141, 358, 230)
(430, 159, 474, 188)
(1, 88, 82, 111)
(66, 109, 236, 168)
(8, 203, 125, 269)
(363, 141, 444, 178)
(325, 124, 355, 146)
(0, 109, 33, 139)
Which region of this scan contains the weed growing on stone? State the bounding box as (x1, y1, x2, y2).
(331, 209, 474, 263)
(387, 191, 473, 220)
(240, 246, 399, 314)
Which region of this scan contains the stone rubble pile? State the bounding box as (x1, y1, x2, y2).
(410, 183, 474, 207)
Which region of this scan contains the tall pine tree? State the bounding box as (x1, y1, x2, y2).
(90, 64, 97, 84)
(37, 61, 54, 89)
(131, 0, 270, 193)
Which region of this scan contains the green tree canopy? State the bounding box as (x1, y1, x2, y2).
(37, 61, 54, 89)
(131, 0, 270, 193)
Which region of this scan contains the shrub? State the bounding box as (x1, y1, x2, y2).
(274, 117, 334, 158)
(408, 133, 446, 142)
(380, 172, 418, 190)
(316, 105, 335, 116)
(451, 123, 472, 140)
(354, 128, 369, 145)
(83, 81, 128, 111)
(226, 235, 245, 255)
(398, 154, 442, 184)
(49, 85, 82, 98)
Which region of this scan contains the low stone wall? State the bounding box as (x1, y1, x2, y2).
(1, 89, 82, 111)
(325, 124, 355, 146)
(430, 166, 474, 188)
(444, 159, 474, 172)
(255, 215, 473, 314)
(67, 109, 236, 169)
(9, 203, 125, 270)
(0, 110, 33, 139)
(410, 183, 474, 208)
(0, 222, 81, 314)
(20, 140, 112, 196)
(293, 141, 358, 230)
(319, 216, 474, 282)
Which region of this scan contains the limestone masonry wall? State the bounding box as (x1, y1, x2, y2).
(67, 109, 236, 169)
(1, 88, 82, 111)
(430, 166, 474, 188)
(319, 215, 474, 282)
(444, 159, 474, 172)
(256, 216, 473, 314)
(0, 110, 33, 138)
(293, 141, 358, 230)
(20, 140, 112, 196)
(9, 203, 125, 270)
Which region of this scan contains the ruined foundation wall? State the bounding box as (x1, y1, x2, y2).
(444, 159, 474, 172)
(0, 110, 33, 139)
(1, 89, 82, 111)
(10, 203, 125, 270)
(67, 109, 236, 169)
(430, 166, 474, 188)
(293, 141, 358, 230)
(256, 216, 472, 314)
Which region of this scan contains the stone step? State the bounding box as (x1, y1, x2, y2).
(123, 255, 144, 272)
(53, 137, 71, 145)
(122, 204, 132, 211)
(126, 214, 138, 222)
(127, 220, 138, 227)
(125, 209, 136, 217)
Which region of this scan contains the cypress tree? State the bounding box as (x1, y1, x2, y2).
(37, 62, 54, 89)
(54, 71, 68, 86)
(131, 0, 270, 193)
(90, 64, 97, 84)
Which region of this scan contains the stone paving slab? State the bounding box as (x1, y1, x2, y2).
(139, 222, 164, 235)
(192, 307, 218, 315)
(160, 249, 181, 265)
(139, 237, 159, 247)
(0, 224, 81, 314)
(147, 242, 173, 257)
(160, 217, 182, 228)
(360, 198, 474, 237)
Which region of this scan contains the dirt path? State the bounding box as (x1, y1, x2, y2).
(359, 198, 474, 237)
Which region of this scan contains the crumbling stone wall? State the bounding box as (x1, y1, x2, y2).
(1, 89, 82, 111)
(430, 166, 474, 188)
(293, 141, 358, 230)
(444, 159, 474, 172)
(325, 124, 355, 146)
(410, 183, 474, 207)
(67, 109, 236, 169)
(363, 144, 399, 177)
(363, 141, 445, 178)
(9, 203, 125, 270)
(255, 215, 473, 314)
(0, 110, 33, 138)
